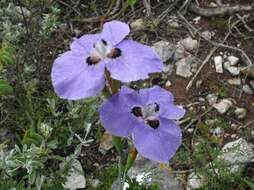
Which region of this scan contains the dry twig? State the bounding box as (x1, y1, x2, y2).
(189, 3, 253, 17)
(186, 47, 217, 92)
(143, 0, 152, 17)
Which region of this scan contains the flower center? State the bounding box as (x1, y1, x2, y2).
(86, 39, 122, 65)
(131, 103, 160, 129)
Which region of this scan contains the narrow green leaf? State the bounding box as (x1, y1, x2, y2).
(22, 129, 44, 146)
(127, 0, 137, 6)
(112, 136, 122, 155)
(0, 80, 13, 95)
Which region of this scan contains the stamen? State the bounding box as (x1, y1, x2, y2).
(107, 48, 121, 59)
(147, 120, 160, 129)
(86, 56, 101, 65)
(131, 106, 143, 117)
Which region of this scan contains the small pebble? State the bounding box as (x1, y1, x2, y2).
(180, 37, 198, 51)
(224, 62, 240, 76)
(242, 84, 253, 95)
(234, 107, 247, 119)
(209, 2, 217, 7)
(227, 78, 241, 86)
(227, 56, 239, 66)
(175, 56, 194, 78)
(187, 128, 194, 133)
(201, 31, 212, 40)
(213, 99, 233, 114)
(152, 41, 175, 62)
(92, 179, 101, 188)
(198, 97, 206, 102)
(193, 16, 201, 24)
(214, 56, 223, 73)
(165, 80, 171, 87)
(206, 93, 218, 105)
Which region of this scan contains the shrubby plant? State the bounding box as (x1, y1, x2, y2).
(0, 43, 15, 95)
(40, 6, 60, 39)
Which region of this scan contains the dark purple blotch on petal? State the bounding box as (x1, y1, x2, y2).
(147, 119, 160, 129)
(101, 39, 107, 45)
(131, 106, 143, 117)
(86, 56, 101, 65)
(154, 103, 160, 112)
(107, 48, 122, 59)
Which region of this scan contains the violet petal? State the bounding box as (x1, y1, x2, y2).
(132, 118, 181, 163)
(51, 51, 105, 100)
(101, 21, 130, 45)
(106, 40, 163, 82)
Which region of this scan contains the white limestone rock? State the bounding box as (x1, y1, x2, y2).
(213, 99, 233, 114)
(218, 138, 254, 172)
(64, 159, 86, 190)
(174, 45, 186, 61)
(187, 173, 204, 190)
(128, 155, 181, 190)
(227, 56, 239, 66)
(234, 107, 247, 119)
(187, 138, 254, 189)
(227, 78, 241, 86)
(165, 80, 172, 87)
(224, 61, 240, 76)
(152, 41, 175, 62)
(176, 56, 194, 78)
(242, 84, 253, 95)
(214, 56, 223, 73)
(206, 93, 218, 105)
(201, 31, 213, 40)
(180, 37, 198, 51)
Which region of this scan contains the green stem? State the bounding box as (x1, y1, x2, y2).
(125, 147, 138, 173)
(104, 69, 119, 95)
(121, 147, 138, 189)
(112, 136, 122, 155)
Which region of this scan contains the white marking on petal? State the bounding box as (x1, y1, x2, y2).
(91, 40, 112, 59)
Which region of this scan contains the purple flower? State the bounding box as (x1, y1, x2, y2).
(51, 21, 163, 100)
(99, 86, 185, 163)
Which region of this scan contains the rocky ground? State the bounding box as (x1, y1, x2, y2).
(1, 0, 254, 189)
